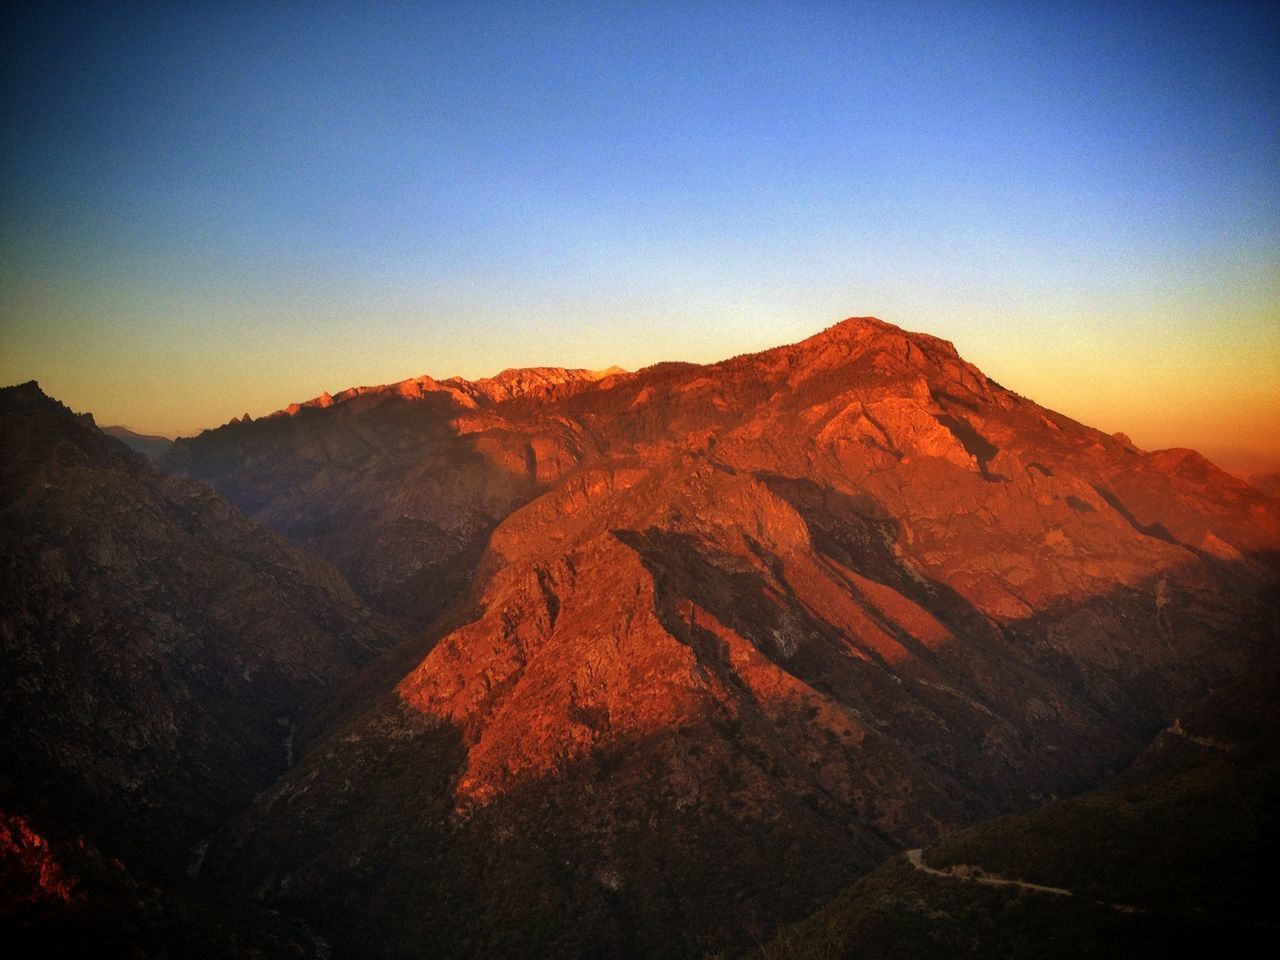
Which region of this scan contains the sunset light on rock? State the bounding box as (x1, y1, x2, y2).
(2, 3, 1278, 957)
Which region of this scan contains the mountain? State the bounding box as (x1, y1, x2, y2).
(0, 381, 404, 949)
(100, 424, 174, 461)
(162, 317, 1280, 957)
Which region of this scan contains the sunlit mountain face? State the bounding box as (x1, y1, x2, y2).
(4, 318, 1277, 957)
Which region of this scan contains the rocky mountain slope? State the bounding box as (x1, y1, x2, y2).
(173, 318, 1280, 957)
(0, 381, 403, 894)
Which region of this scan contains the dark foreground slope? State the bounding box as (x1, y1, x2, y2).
(196, 318, 1280, 958)
(0, 382, 403, 952)
(1, 809, 313, 958)
(754, 614, 1280, 959)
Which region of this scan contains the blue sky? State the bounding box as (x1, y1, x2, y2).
(1, 1, 1277, 468)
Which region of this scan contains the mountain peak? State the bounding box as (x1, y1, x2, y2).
(190, 314, 1280, 956)
(822, 315, 896, 336)
(790, 315, 961, 362)
(1, 380, 97, 430)
(1, 379, 50, 405)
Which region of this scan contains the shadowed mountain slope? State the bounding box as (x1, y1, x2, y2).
(752, 606, 1280, 959)
(0, 381, 403, 890)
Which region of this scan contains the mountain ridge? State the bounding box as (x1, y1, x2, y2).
(204, 364, 630, 430)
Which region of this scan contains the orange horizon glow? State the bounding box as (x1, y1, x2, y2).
(3, 307, 1277, 478)
(3, 5, 1277, 476)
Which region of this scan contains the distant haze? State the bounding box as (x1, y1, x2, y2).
(2, 2, 1277, 471)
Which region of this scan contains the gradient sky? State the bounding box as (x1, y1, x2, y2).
(2, 2, 1278, 472)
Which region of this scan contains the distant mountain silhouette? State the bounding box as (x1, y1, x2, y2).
(100, 424, 173, 461)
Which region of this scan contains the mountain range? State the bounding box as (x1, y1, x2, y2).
(3, 317, 1277, 957)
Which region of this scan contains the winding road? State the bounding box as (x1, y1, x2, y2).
(905, 848, 1074, 897)
(905, 848, 1144, 914)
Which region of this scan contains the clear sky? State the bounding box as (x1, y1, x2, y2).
(2, 2, 1278, 472)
